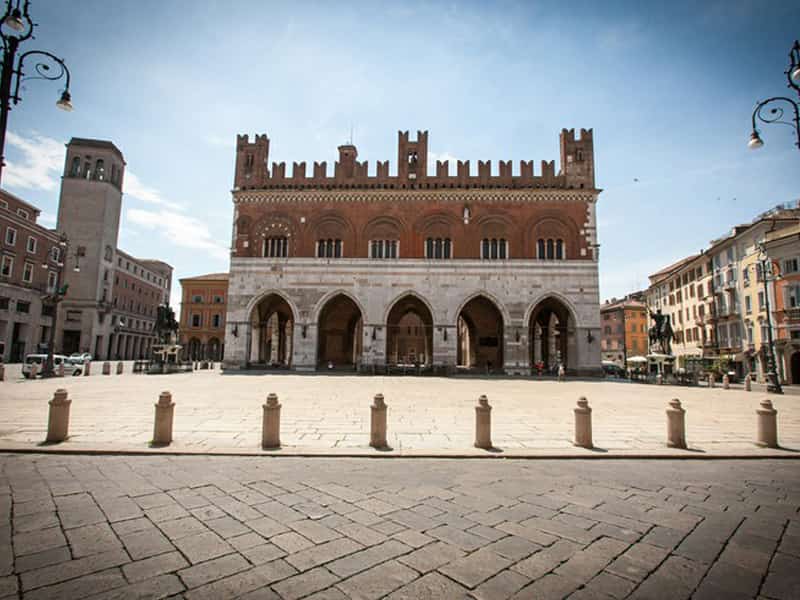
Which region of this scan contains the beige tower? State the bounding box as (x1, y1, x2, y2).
(55, 138, 126, 357)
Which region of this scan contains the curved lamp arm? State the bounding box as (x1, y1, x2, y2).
(12, 49, 71, 105)
(749, 96, 800, 150)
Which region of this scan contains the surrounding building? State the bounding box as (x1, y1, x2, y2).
(223, 128, 602, 375)
(179, 273, 228, 360)
(600, 295, 648, 365)
(0, 190, 62, 362)
(764, 223, 800, 384)
(646, 202, 800, 381)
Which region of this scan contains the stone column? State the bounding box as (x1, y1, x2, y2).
(153, 391, 175, 445)
(666, 398, 686, 449)
(102, 361, 111, 375)
(46, 388, 71, 443)
(262, 393, 281, 449)
(574, 397, 593, 449)
(83, 361, 91, 376)
(116, 361, 123, 374)
(745, 374, 752, 391)
(370, 393, 388, 449)
(474, 395, 492, 450)
(756, 399, 778, 448)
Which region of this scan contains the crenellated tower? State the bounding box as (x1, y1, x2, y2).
(559, 128, 595, 189)
(397, 130, 428, 180)
(234, 134, 269, 188)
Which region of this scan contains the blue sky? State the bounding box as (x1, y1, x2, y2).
(3, 0, 799, 304)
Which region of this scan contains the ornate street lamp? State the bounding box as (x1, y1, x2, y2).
(748, 40, 800, 152)
(40, 234, 82, 378)
(0, 0, 73, 185)
(754, 244, 783, 395)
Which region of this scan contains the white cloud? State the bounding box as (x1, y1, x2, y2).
(3, 131, 64, 191)
(123, 171, 185, 210)
(126, 207, 229, 260)
(39, 212, 57, 227)
(205, 134, 235, 149)
(428, 151, 459, 175)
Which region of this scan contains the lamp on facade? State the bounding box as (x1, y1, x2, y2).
(0, 0, 74, 185)
(748, 40, 800, 152)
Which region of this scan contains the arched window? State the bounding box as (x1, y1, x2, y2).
(482, 239, 489, 258)
(537, 239, 545, 259)
(499, 238, 507, 259)
(334, 239, 342, 257)
(70, 156, 81, 177)
(556, 239, 564, 260)
(264, 236, 288, 257)
(83, 161, 91, 179)
(482, 238, 507, 259)
(370, 240, 398, 259)
(547, 239, 555, 260)
(317, 239, 341, 258)
(426, 238, 451, 259)
(95, 159, 105, 181)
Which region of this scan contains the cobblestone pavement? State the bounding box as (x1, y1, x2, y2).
(1, 454, 799, 599)
(0, 368, 798, 453)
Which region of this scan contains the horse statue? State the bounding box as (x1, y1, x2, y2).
(648, 309, 674, 355)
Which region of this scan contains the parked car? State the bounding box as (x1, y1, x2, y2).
(22, 354, 82, 378)
(69, 352, 93, 364)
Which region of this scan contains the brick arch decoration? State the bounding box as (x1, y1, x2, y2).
(475, 212, 517, 240)
(362, 215, 406, 242)
(310, 212, 357, 255)
(250, 213, 298, 257)
(413, 211, 461, 255)
(525, 213, 581, 259)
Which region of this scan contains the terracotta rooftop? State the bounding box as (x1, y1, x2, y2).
(180, 272, 229, 282)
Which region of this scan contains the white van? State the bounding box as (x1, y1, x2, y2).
(22, 354, 82, 378)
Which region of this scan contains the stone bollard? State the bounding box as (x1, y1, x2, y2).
(29, 362, 38, 379)
(57, 362, 65, 377)
(666, 398, 686, 449)
(83, 361, 91, 376)
(152, 391, 175, 445)
(370, 393, 388, 449)
(574, 397, 593, 449)
(0, 361, 4, 381)
(116, 361, 123, 375)
(745, 374, 752, 392)
(656, 374, 663, 386)
(557, 365, 565, 382)
(708, 373, 715, 388)
(756, 399, 778, 448)
(262, 393, 281, 449)
(103, 361, 111, 375)
(474, 395, 492, 450)
(723, 374, 730, 390)
(46, 388, 72, 442)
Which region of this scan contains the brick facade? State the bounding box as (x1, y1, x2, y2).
(178, 273, 228, 360)
(224, 129, 602, 375)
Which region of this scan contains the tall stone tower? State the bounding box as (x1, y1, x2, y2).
(55, 138, 126, 356)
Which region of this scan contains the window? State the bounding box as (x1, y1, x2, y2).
(26, 236, 37, 254)
(0, 199, 6, 209)
(370, 239, 398, 259)
(547, 239, 554, 259)
(742, 267, 750, 286)
(16, 301, 30, 313)
(70, 156, 81, 176)
(47, 271, 57, 292)
(556, 239, 564, 259)
(213, 295, 224, 304)
(263, 236, 288, 258)
(95, 159, 105, 181)
(191, 314, 201, 327)
(784, 258, 799, 274)
(425, 238, 451, 259)
(745, 295, 752, 314)
(537, 239, 545, 259)
(22, 262, 33, 283)
(0, 297, 8, 310)
(317, 239, 343, 258)
(786, 285, 800, 308)
(5, 226, 16, 246)
(481, 238, 507, 259)
(758, 291, 765, 311)
(17, 208, 29, 220)
(1, 256, 12, 277)
(212, 314, 221, 328)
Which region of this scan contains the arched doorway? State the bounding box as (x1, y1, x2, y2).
(457, 296, 504, 373)
(791, 351, 800, 385)
(207, 337, 221, 361)
(529, 297, 572, 373)
(249, 294, 294, 367)
(317, 295, 363, 370)
(187, 337, 201, 361)
(386, 295, 433, 367)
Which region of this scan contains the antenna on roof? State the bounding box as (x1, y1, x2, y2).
(348, 123, 354, 145)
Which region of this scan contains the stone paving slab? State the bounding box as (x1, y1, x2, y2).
(1, 368, 799, 455)
(1, 454, 799, 599)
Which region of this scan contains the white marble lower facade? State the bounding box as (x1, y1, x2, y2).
(223, 258, 602, 375)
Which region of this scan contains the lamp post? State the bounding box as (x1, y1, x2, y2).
(40, 233, 80, 378)
(0, 0, 73, 185)
(754, 245, 783, 395)
(748, 40, 800, 152)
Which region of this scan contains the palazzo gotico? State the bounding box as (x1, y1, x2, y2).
(223, 129, 602, 375)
